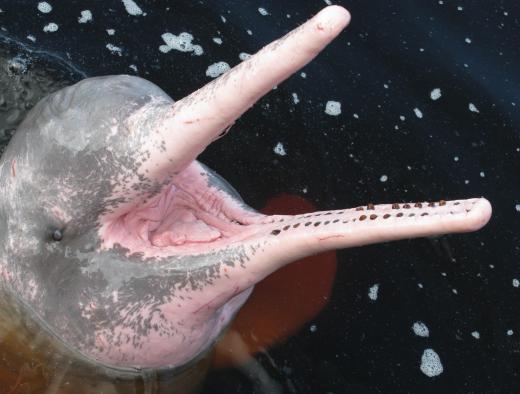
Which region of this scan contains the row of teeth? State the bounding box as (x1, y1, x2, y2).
(269, 200, 476, 236)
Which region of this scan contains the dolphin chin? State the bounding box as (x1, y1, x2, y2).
(0, 5, 491, 371)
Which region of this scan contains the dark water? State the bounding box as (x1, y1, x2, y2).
(0, 0, 518, 393)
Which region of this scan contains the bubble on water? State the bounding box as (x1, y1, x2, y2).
(420, 349, 444, 377)
(430, 88, 442, 100)
(469, 103, 479, 113)
(78, 10, 93, 24)
(106, 44, 123, 56)
(412, 322, 430, 337)
(368, 284, 379, 301)
(37, 2, 52, 13)
(212, 37, 222, 45)
(414, 107, 423, 118)
(43, 23, 58, 33)
(258, 7, 269, 16)
(471, 331, 480, 339)
(106, 29, 115, 36)
(206, 61, 230, 78)
(513, 278, 519, 288)
(122, 0, 143, 16)
(292, 93, 300, 104)
(380, 175, 388, 182)
(160, 32, 204, 56)
(325, 100, 341, 116)
(6, 56, 29, 76)
(239, 52, 251, 61)
(273, 142, 287, 156)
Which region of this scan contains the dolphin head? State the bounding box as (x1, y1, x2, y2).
(0, 6, 491, 371)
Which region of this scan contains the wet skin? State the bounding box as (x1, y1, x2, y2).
(0, 6, 491, 371)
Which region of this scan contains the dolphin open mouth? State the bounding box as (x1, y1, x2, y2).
(101, 155, 491, 261)
(101, 161, 265, 257)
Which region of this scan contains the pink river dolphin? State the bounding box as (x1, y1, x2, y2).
(0, 6, 491, 372)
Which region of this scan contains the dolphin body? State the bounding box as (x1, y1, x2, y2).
(0, 6, 491, 372)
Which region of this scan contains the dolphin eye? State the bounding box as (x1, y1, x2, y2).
(51, 229, 63, 241)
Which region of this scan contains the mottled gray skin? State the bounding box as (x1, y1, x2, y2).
(0, 75, 250, 372)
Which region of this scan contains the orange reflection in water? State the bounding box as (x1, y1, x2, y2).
(213, 194, 338, 368)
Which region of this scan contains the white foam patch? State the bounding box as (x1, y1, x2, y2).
(106, 43, 123, 56)
(379, 174, 388, 182)
(273, 142, 287, 156)
(325, 100, 341, 116)
(122, 0, 143, 16)
(471, 331, 480, 339)
(212, 37, 222, 45)
(206, 61, 230, 78)
(129, 64, 138, 72)
(239, 52, 251, 61)
(258, 7, 269, 16)
(515, 204, 520, 212)
(420, 349, 444, 377)
(160, 32, 203, 55)
(414, 107, 423, 118)
(412, 322, 430, 337)
(43, 22, 58, 33)
(469, 103, 479, 113)
(368, 284, 379, 301)
(430, 88, 442, 100)
(513, 278, 519, 288)
(465, 37, 472, 44)
(107, 29, 115, 36)
(38, 2, 52, 13)
(27, 35, 36, 42)
(292, 93, 300, 104)
(507, 329, 514, 336)
(78, 10, 93, 23)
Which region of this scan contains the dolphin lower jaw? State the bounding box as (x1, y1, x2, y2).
(87, 283, 254, 370)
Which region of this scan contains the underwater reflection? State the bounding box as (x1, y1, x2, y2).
(212, 194, 337, 389)
(0, 288, 210, 394)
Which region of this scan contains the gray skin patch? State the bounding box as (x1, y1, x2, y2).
(0, 75, 253, 371)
